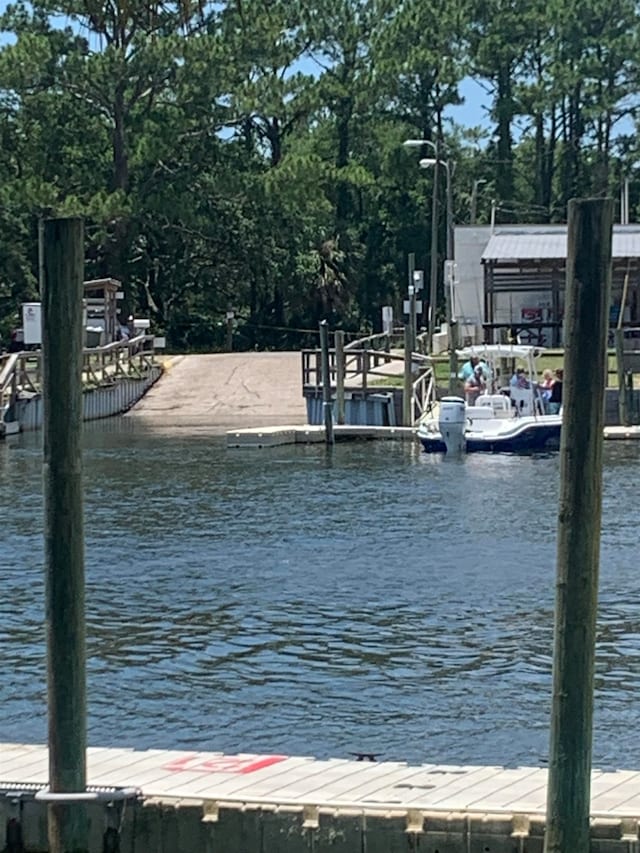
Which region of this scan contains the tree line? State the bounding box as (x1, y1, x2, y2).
(0, 0, 638, 351)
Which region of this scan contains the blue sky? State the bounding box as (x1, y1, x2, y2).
(0, 1, 493, 132)
(446, 77, 491, 130)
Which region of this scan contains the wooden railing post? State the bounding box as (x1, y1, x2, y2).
(403, 325, 412, 426)
(614, 328, 628, 426)
(335, 330, 345, 425)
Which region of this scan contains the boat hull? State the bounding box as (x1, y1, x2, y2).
(419, 421, 561, 454)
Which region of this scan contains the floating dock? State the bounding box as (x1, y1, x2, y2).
(227, 423, 640, 448)
(226, 424, 415, 448)
(2, 743, 640, 852)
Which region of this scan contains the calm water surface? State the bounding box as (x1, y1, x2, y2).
(2, 423, 640, 770)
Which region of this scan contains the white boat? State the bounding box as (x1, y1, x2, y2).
(417, 344, 562, 454)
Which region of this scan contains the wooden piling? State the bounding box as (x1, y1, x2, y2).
(319, 320, 334, 444)
(544, 198, 613, 853)
(403, 324, 412, 426)
(448, 321, 459, 395)
(614, 327, 628, 426)
(42, 217, 88, 853)
(335, 330, 345, 425)
(408, 252, 417, 355)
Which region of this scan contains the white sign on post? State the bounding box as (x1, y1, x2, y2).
(22, 302, 42, 346)
(403, 300, 423, 314)
(381, 305, 393, 335)
(413, 270, 424, 290)
(444, 260, 458, 320)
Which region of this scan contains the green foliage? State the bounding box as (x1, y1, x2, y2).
(0, 0, 638, 351)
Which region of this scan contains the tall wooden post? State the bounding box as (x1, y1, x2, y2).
(335, 330, 345, 425)
(544, 198, 613, 853)
(42, 217, 88, 853)
(408, 252, 417, 355)
(319, 320, 334, 444)
(403, 324, 413, 426)
(614, 327, 628, 426)
(448, 321, 459, 395)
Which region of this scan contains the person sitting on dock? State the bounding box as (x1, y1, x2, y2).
(465, 364, 486, 405)
(458, 355, 479, 382)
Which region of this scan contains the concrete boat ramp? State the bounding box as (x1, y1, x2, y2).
(3, 742, 640, 852)
(118, 352, 640, 445)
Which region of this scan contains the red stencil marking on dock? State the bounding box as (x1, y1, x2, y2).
(163, 754, 287, 774)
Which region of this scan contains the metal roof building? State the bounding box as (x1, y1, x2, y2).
(460, 225, 640, 347)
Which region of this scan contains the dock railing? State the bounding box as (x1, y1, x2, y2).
(0, 352, 20, 419)
(301, 344, 434, 427)
(411, 365, 436, 424)
(1, 334, 159, 413)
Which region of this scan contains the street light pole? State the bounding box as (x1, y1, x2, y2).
(428, 143, 440, 355)
(444, 160, 458, 392)
(420, 156, 459, 392)
(403, 139, 439, 354)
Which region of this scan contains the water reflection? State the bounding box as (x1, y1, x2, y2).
(1, 427, 640, 768)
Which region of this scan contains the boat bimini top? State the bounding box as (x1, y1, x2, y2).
(456, 344, 545, 362)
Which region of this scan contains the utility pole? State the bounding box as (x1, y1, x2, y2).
(42, 217, 88, 853)
(470, 179, 486, 225)
(544, 198, 613, 853)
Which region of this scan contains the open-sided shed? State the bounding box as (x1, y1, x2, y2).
(481, 226, 640, 347)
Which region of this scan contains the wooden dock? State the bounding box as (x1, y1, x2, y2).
(2, 743, 640, 851)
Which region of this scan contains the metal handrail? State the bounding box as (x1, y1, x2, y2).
(411, 367, 436, 425)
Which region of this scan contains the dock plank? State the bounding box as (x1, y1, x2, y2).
(165, 755, 313, 799)
(590, 771, 640, 813)
(401, 765, 507, 808)
(0, 744, 49, 782)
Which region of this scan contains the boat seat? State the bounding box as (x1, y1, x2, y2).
(476, 394, 512, 417)
(465, 406, 494, 420)
(510, 386, 534, 416)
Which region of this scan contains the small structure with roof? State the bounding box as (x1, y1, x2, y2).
(83, 277, 122, 345)
(453, 224, 640, 347)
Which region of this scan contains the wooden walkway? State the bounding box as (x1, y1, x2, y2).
(3, 742, 640, 850)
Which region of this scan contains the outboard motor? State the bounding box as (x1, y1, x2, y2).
(438, 396, 466, 454)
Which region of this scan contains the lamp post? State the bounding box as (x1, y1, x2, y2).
(419, 155, 461, 392)
(419, 157, 458, 386)
(403, 139, 440, 354)
(420, 157, 453, 261)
